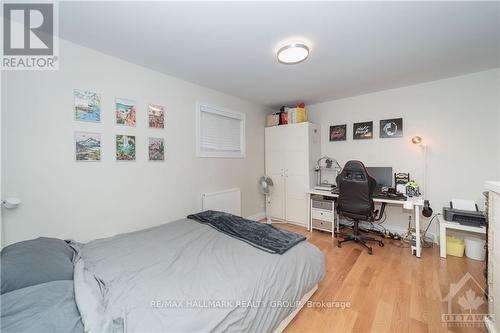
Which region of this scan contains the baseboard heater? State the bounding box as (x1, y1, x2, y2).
(202, 188, 241, 216)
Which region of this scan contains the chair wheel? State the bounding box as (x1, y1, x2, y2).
(368, 248, 373, 255)
(379, 241, 384, 247)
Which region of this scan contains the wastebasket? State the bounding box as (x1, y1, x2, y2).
(464, 236, 486, 261)
(446, 236, 465, 257)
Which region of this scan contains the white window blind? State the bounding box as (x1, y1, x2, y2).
(196, 103, 245, 158)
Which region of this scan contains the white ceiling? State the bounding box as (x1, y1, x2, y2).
(60, 2, 500, 109)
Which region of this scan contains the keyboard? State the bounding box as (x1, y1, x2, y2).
(373, 192, 407, 201)
(331, 189, 407, 201)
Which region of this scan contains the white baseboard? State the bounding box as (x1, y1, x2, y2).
(246, 211, 266, 221)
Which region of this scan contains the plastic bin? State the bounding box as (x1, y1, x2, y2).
(446, 236, 465, 257)
(464, 237, 486, 261)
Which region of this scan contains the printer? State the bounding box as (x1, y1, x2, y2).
(443, 199, 486, 227)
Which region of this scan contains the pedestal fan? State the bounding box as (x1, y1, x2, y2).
(259, 175, 274, 224)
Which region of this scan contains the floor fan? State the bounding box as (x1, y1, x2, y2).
(259, 176, 274, 224)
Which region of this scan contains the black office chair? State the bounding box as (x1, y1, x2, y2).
(335, 160, 386, 254)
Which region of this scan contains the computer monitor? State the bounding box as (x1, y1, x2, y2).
(366, 167, 393, 188)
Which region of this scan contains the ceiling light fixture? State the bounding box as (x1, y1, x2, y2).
(411, 136, 423, 145)
(277, 43, 309, 64)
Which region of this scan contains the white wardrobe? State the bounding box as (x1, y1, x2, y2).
(265, 122, 320, 226)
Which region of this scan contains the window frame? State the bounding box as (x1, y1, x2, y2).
(195, 102, 246, 159)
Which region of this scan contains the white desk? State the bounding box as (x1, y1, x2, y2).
(307, 189, 425, 257)
(438, 217, 486, 258)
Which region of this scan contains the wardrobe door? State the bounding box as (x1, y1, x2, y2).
(265, 127, 286, 220)
(284, 124, 309, 225)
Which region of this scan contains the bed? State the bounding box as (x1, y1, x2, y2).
(1, 215, 325, 333)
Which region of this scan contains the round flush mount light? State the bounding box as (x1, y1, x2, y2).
(277, 43, 309, 64)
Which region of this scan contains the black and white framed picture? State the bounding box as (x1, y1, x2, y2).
(353, 121, 373, 140)
(380, 118, 403, 138)
(329, 124, 347, 141)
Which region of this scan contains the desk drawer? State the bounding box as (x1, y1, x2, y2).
(312, 219, 333, 232)
(311, 209, 333, 221)
(312, 199, 333, 210)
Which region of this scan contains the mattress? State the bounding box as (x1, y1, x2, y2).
(74, 218, 325, 333)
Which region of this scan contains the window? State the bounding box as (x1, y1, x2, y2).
(196, 103, 245, 158)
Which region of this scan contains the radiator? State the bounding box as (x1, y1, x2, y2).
(202, 188, 241, 216)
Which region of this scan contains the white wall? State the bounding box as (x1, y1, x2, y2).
(308, 69, 500, 236)
(1, 39, 269, 246)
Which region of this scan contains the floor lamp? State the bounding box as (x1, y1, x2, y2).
(411, 136, 428, 198)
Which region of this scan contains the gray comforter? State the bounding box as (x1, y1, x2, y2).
(74, 218, 325, 333)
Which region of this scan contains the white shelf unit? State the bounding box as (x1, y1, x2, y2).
(486, 181, 500, 333)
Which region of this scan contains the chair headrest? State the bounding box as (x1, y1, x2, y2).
(339, 160, 370, 181)
(343, 160, 367, 172)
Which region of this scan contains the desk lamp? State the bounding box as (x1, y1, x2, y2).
(314, 156, 341, 191)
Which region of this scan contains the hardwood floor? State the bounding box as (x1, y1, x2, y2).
(275, 223, 487, 333)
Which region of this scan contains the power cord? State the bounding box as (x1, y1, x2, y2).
(421, 213, 441, 248)
(338, 211, 440, 247)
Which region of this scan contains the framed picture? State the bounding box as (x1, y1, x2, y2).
(148, 137, 165, 161)
(148, 104, 165, 129)
(380, 118, 403, 138)
(74, 89, 101, 122)
(116, 134, 136, 161)
(75, 132, 101, 161)
(353, 121, 373, 140)
(116, 98, 136, 127)
(329, 124, 347, 141)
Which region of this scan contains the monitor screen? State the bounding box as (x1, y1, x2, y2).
(366, 167, 393, 188)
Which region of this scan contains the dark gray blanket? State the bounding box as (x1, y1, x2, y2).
(187, 210, 306, 254)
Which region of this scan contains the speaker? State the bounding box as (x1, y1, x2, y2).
(422, 200, 433, 218)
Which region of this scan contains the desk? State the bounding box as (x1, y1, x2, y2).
(438, 217, 486, 258)
(307, 190, 425, 258)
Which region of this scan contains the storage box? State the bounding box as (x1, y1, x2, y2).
(287, 107, 307, 124)
(266, 114, 279, 127)
(446, 236, 465, 257)
(279, 111, 288, 125)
